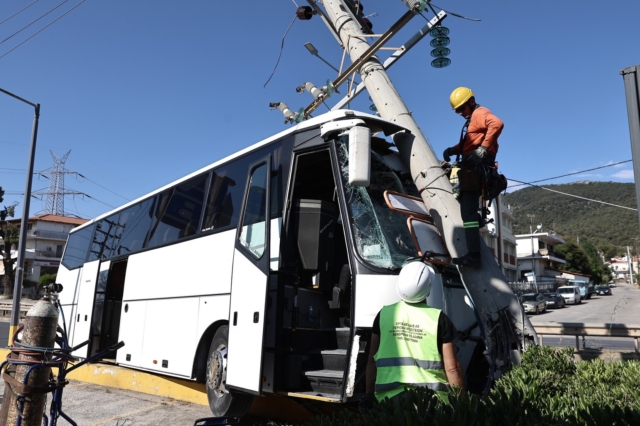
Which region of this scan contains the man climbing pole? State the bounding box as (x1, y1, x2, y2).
(442, 87, 504, 267)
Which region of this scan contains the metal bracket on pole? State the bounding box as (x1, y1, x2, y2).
(332, 10, 447, 110)
(302, 10, 417, 120)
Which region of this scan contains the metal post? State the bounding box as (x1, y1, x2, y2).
(627, 246, 633, 284)
(620, 65, 640, 232)
(0, 295, 59, 426)
(0, 88, 40, 342)
(320, 1, 537, 372)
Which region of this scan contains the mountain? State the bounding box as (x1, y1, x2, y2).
(502, 181, 639, 250)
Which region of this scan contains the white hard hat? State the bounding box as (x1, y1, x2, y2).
(397, 261, 434, 303)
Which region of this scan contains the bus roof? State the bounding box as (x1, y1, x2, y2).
(71, 109, 408, 233)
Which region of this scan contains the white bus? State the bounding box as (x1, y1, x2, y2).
(56, 109, 484, 417)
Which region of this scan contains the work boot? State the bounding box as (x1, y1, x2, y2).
(452, 251, 481, 267)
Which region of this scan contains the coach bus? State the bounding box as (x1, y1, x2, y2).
(55, 109, 483, 417)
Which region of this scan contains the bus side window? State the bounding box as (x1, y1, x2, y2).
(61, 224, 96, 269)
(88, 212, 121, 262)
(238, 163, 268, 258)
(146, 174, 207, 248)
(202, 169, 241, 232)
(114, 197, 156, 256)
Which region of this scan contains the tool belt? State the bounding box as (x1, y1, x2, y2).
(454, 162, 507, 200)
(482, 165, 508, 200)
(457, 167, 481, 192)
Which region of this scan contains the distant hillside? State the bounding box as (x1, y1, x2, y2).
(503, 181, 639, 249)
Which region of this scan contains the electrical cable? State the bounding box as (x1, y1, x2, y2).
(0, 0, 85, 60)
(76, 174, 131, 202)
(508, 178, 638, 212)
(0, 0, 40, 26)
(0, 0, 69, 45)
(428, 3, 481, 21)
(508, 160, 632, 189)
(263, 13, 297, 88)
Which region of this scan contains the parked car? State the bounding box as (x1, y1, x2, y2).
(557, 286, 582, 304)
(520, 293, 547, 314)
(571, 281, 594, 300)
(595, 285, 612, 296)
(609, 282, 617, 288)
(543, 292, 566, 308)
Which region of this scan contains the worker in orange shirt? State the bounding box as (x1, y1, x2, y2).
(442, 87, 504, 267)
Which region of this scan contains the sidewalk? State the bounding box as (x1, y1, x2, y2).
(0, 315, 307, 425)
(0, 380, 215, 426)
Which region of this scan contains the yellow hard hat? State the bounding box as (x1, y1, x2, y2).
(450, 87, 474, 110)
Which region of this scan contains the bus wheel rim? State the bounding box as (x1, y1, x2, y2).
(207, 346, 228, 396)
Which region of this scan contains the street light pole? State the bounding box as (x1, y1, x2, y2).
(0, 88, 40, 342)
(526, 214, 539, 293)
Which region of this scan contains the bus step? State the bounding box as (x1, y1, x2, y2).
(315, 349, 347, 371)
(304, 369, 343, 395)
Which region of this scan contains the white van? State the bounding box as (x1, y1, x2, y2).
(557, 286, 581, 304)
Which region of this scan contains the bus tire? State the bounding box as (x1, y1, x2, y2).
(206, 325, 253, 417)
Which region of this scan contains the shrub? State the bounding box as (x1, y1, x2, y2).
(38, 273, 57, 287)
(304, 345, 640, 426)
(21, 279, 38, 288)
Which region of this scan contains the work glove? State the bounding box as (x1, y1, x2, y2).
(442, 147, 456, 163)
(466, 146, 488, 165)
(358, 393, 377, 416)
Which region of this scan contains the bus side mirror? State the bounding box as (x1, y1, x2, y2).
(348, 126, 371, 187)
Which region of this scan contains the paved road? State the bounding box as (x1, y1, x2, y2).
(527, 282, 640, 352)
(527, 282, 640, 325)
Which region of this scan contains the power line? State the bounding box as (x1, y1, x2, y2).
(509, 160, 632, 189)
(76, 174, 131, 202)
(0, 0, 86, 60)
(0, 1, 40, 26)
(508, 178, 638, 212)
(0, 0, 69, 45)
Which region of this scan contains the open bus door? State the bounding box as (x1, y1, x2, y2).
(226, 156, 271, 394)
(70, 259, 107, 358)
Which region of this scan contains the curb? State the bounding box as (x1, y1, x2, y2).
(0, 348, 317, 423)
(0, 348, 208, 405)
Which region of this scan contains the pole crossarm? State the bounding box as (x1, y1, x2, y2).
(303, 10, 417, 119)
(332, 10, 447, 110)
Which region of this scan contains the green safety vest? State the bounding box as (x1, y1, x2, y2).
(373, 302, 449, 402)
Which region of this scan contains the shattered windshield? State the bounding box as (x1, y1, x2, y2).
(337, 138, 417, 269)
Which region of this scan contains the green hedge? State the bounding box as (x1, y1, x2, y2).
(38, 273, 57, 286)
(304, 346, 640, 425)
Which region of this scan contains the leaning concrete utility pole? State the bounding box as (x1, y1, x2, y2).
(621, 65, 640, 231)
(321, 0, 537, 375)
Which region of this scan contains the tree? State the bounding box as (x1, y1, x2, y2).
(580, 241, 609, 284)
(1, 223, 18, 296)
(0, 186, 19, 296)
(556, 242, 593, 277)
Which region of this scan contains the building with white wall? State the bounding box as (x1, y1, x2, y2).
(4, 214, 87, 282)
(480, 195, 519, 282)
(515, 229, 566, 283)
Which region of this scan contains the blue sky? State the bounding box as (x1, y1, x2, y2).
(1, 0, 639, 220)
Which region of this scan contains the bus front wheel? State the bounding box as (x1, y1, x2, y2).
(206, 325, 253, 417)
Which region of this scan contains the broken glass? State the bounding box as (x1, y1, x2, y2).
(337, 138, 416, 269)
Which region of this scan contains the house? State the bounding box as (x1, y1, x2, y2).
(2, 214, 87, 283)
(479, 195, 518, 282)
(515, 228, 566, 284)
(607, 257, 635, 281)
